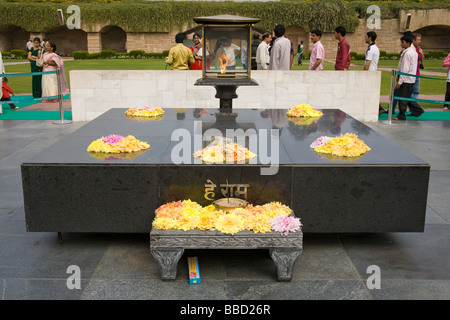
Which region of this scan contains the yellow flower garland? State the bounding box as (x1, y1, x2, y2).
(287, 104, 324, 118)
(152, 200, 294, 235)
(215, 213, 245, 235)
(313, 133, 371, 157)
(125, 106, 164, 118)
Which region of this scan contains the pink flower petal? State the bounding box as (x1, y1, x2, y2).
(310, 136, 331, 149)
(102, 134, 124, 145)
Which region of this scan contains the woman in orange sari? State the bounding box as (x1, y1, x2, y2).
(189, 33, 203, 70)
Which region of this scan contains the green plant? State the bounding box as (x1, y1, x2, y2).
(144, 53, 164, 59)
(72, 51, 90, 59)
(99, 50, 117, 58)
(424, 50, 449, 59)
(88, 52, 101, 59)
(303, 51, 312, 60)
(129, 50, 145, 58)
(9, 49, 28, 59)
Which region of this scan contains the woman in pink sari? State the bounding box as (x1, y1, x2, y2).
(42, 42, 69, 103)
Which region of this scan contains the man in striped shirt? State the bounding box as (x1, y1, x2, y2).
(393, 34, 424, 120)
(308, 30, 324, 71)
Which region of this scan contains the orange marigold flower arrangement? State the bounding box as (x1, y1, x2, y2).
(152, 200, 301, 235)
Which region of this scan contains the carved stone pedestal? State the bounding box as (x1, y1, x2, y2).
(150, 229, 303, 282)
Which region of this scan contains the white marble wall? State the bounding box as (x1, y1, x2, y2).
(70, 70, 381, 122)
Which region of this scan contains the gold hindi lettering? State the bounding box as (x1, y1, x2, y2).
(204, 179, 249, 200)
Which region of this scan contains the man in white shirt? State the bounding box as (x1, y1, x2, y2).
(221, 37, 240, 70)
(363, 31, 386, 115)
(364, 31, 380, 71)
(269, 24, 291, 70)
(256, 33, 271, 70)
(393, 35, 424, 120)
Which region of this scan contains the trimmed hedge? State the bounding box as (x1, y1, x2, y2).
(72, 50, 166, 59)
(424, 50, 449, 59)
(2, 49, 28, 59)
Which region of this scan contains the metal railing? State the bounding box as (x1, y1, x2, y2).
(385, 69, 450, 124)
(0, 70, 71, 124)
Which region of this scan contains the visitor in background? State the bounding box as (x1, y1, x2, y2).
(26, 39, 33, 52)
(167, 33, 195, 70)
(0, 52, 4, 101)
(334, 26, 351, 70)
(251, 32, 261, 70)
(41, 42, 69, 103)
(189, 33, 202, 70)
(308, 29, 324, 71)
(241, 40, 248, 71)
(411, 33, 424, 102)
(363, 31, 386, 115)
(28, 37, 43, 98)
(393, 34, 424, 120)
(256, 32, 271, 70)
(269, 24, 291, 70)
(297, 40, 304, 66)
(443, 53, 450, 111)
(268, 36, 275, 56)
(1, 77, 18, 109)
(221, 37, 241, 70)
(287, 36, 294, 70)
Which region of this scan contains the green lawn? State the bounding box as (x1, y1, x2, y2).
(4, 59, 169, 94)
(350, 59, 448, 73)
(4, 58, 448, 109)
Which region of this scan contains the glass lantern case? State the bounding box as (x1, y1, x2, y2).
(193, 15, 260, 114)
(193, 15, 260, 79)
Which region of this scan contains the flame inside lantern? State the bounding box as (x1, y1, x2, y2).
(218, 51, 230, 74)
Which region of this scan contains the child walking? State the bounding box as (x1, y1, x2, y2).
(1, 77, 18, 109)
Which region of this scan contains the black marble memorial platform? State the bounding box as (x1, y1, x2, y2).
(21, 108, 430, 234)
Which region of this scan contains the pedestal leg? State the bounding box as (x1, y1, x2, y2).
(214, 85, 238, 114)
(151, 249, 184, 281)
(269, 249, 302, 281)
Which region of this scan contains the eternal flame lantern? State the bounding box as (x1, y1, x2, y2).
(193, 14, 260, 114)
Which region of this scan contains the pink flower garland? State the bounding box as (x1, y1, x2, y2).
(309, 136, 331, 149)
(137, 106, 156, 111)
(270, 215, 302, 235)
(101, 134, 124, 145)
